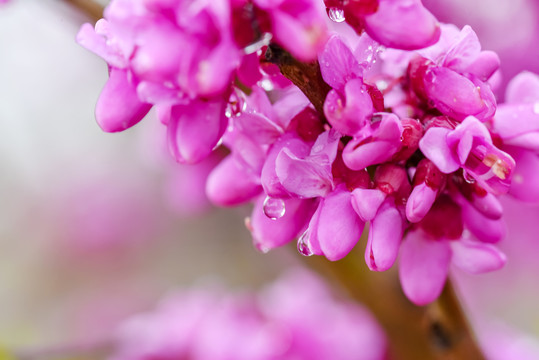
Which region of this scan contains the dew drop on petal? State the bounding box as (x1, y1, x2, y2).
(327, 7, 345, 23)
(297, 230, 314, 257)
(259, 79, 275, 91)
(263, 196, 286, 220)
(463, 171, 476, 184)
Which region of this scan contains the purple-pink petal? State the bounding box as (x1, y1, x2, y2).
(95, 68, 152, 132)
(450, 239, 506, 274)
(248, 196, 317, 251)
(399, 231, 451, 306)
(505, 71, 539, 104)
(206, 156, 262, 207)
(316, 186, 365, 261)
(350, 188, 386, 222)
(275, 148, 334, 199)
(364, 0, 440, 50)
(167, 99, 227, 164)
(419, 127, 459, 173)
(507, 148, 539, 203)
(406, 183, 437, 223)
(319, 35, 363, 91)
(324, 80, 374, 136)
(365, 198, 403, 271)
(461, 200, 506, 243)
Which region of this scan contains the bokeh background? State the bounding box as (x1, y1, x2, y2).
(1, 0, 539, 358)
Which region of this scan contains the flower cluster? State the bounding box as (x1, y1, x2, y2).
(78, 0, 539, 305)
(110, 270, 387, 360)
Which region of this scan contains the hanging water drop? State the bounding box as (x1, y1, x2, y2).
(263, 196, 286, 220)
(297, 230, 314, 257)
(463, 172, 476, 184)
(327, 7, 345, 23)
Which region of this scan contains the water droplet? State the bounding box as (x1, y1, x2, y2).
(463, 172, 476, 184)
(327, 7, 345, 23)
(263, 196, 286, 220)
(376, 80, 388, 91)
(259, 79, 274, 91)
(297, 230, 313, 256)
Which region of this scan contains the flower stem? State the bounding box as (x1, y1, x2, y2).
(62, 0, 104, 22)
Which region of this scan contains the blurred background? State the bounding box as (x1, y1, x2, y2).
(1, 0, 539, 358)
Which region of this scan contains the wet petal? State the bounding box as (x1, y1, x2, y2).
(319, 35, 363, 91)
(249, 196, 317, 251)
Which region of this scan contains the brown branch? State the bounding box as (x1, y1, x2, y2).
(265, 44, 331, 116)
(63, 0, 104, 22)
(301, 246, 485, 360)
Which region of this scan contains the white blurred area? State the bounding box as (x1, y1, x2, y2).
(0, 0, 293, 355)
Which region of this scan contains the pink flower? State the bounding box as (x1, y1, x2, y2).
(408, 25, 498, 121)
(420, 116, 515, 195)
(111, 269, 387, 360)
(324, 0, 441, 50)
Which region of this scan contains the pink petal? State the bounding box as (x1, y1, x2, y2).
(318, 35, 363, 91)
(461, 200, 506, 243)
(441, 25, 481, 73)
(424, 67, 492, 121)
(364, 0, 440, 50)
(507, 148, 539, 203)
(470, 192, 503, 220)
(275, 148, 334, 198)
(492, 105, 539, 149)
(406, 183, 437, 223)
(167, 99, 227, 164)
(270, 9, 327, 61)
(464, 50, 500, 82)
(351, 188, 386, 222)
(206, 156, 262, 206)
(419, 127, 459, 173)
(365, 198, 403, 271)
(324, 81, 374, 136)
(261, 134, 310, 198)
(248, 196, 317, 251)
(450, 239, 506, 274)
(399, 231, 451, 306)
(505, 71, 539, 104)
(316, 187, 365, 261)
(95, 68, 152, 132)
(76, 21, 127, 69)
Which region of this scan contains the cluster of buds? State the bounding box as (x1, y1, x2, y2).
(78, 0, 539, 305)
